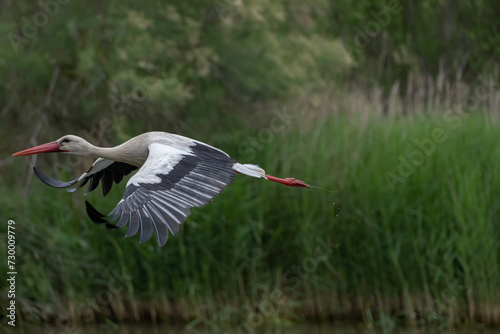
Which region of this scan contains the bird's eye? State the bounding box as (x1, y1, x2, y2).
(60, 138, 71, 144)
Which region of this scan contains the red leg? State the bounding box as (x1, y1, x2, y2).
(265, 174, 310, 188)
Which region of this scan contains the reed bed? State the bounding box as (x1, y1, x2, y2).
(1, 75, 500, 330)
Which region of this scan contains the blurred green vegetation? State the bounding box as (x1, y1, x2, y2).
(1, 104, 500, 328)
(1, 0, 500, 330)
(0, 1, 349, 149)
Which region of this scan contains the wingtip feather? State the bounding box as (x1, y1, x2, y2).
(85, 200, 108, 223)
(33, 167, 79, 188)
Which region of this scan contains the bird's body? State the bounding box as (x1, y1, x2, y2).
(13, 132, 310, 246)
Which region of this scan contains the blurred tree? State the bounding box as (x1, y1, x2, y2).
(0, 0, 350, 148)
(1, 0, 499, 160)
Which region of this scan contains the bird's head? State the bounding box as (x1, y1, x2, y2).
(12, 135, 91, 156)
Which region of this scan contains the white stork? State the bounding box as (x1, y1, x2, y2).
(12, 132, 310, 246)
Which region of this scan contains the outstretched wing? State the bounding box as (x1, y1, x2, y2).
(86, 142, 237, 246)
(34, 158, 137, 197)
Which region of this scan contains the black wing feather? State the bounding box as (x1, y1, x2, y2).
(85, 201, 118, 230)
(101, 169, 113, 197)
(33, 167, 79, 188)
(87, 175, 100, 193)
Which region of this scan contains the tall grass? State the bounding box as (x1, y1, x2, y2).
(1, 85, 500, 329)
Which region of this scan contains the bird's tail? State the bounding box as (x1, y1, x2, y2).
(233, 163, 267, 179)
(233, 163, 310, 188)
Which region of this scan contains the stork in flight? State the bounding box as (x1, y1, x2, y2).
(12, 132, 310, 246)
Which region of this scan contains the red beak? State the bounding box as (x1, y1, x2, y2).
(12, 141, 61, 156)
